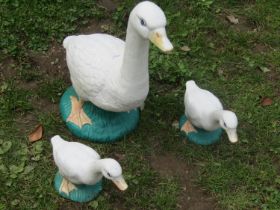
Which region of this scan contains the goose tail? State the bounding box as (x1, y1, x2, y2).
(185, 80, 199, 94)
(186, 80, 197, 89)
(50, 135, 66, 149)
(63, 36, 75, 49)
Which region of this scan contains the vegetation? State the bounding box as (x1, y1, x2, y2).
(0, 0, 279, 209)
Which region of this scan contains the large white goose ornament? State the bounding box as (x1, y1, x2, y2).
(60, 1, 173, 142)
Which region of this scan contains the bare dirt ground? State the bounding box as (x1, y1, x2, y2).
(150, 154, 218, 210)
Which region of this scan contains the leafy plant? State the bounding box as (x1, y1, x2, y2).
(196, 0, 215, 9)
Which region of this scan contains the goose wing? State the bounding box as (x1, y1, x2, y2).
(64, 34, 124, 100)
(185, 87, 222, 128)
(53, 141, 100, 184)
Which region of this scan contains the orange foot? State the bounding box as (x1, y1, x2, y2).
(59, 177, 77, 195)
(180, 120, 197, 134)
(66, 96, 92, 128)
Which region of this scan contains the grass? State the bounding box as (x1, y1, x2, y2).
(0, 0, 104, 59)
(0, 0, 280, 209)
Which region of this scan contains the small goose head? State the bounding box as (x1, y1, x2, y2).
(129, 1, 173, 52)
(219, 111, 238, 143)
(101, 158, 128, 191)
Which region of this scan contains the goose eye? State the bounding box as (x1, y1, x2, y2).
(140, 18, 146, 26)
(224, 122, 227, 127)
(107, 172, 111, 177)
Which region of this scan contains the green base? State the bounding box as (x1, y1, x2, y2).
(179, 115, 222, 145)
(54, 172, 102, 203)
(60, 86, 140, 143)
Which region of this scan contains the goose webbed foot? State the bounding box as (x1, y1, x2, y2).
(59, 177, 77, 195)
(67, 96, 92, 128)
(181, 120, 197, 134)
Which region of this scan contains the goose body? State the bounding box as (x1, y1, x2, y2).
(185, 80, 223, 131)
(51, 135, 127, 191)
(184, 80, 238, 143)
(63, 1, 173, 113)
(64, 34, 140, 112)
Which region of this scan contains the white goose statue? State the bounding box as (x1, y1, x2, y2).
(51, 135, 127, 197)
(63, 1, 173, 128)
(181, 80, 238, 143)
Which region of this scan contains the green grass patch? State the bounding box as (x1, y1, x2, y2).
(38, 78, 67, 103)
(0, 0, 105, 59)
(0, 81, 33, 117)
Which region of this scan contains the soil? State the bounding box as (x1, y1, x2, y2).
(150, 154, 218, 210)
(266, 70, 280, 98)
(58, 202, 90, 210)
(99, 0, 119, 12)
(0, 0, 220, 209)
(252, 43, 270, 54)
(28, 42, 69, 80)
(218, 11, 255, 32)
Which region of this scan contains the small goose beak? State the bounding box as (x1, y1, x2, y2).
(225, 128, 238, 143)
(149, 28, 173, 53)
(112, 176, 128, 191)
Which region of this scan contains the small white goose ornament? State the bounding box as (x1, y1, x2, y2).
(51, 135, 128, 195)
(182, 80, 238, 143)
(63, 1, 173, 128)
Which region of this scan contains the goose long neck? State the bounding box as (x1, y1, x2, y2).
(120, 22, 149, 82)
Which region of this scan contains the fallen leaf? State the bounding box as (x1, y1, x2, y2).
(261, 97, 273, 106)
(226, 15, 239, 24)
(259, 66, 271, 73)
(28, 124, 43, 142)
(180, 46, 191, 52)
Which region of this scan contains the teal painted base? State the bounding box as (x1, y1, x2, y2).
(179, 115, 222, 145)
(54, 172, 102, 203)
(60, 87, 140, 143)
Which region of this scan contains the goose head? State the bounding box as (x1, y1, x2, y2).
(219, 110, 238, 143)
(100, 158, 128, 191)
(129, 1, 173, 52)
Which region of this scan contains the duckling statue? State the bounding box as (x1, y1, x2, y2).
(51, 135, 128, 202)
(60, 1, 173, 142)
(179, 80, 238, 145)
